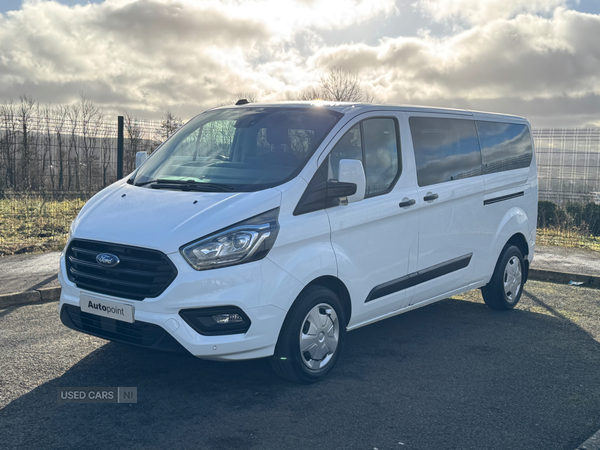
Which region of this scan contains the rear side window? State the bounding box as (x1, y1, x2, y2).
(327, 118, 400, 197)
(410, 117, 482, 187)
(475, 121, 533, 174)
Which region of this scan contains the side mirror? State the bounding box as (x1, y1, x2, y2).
(338, 159, 366, 203)
(326, 179, 356, 201)
(136, 151, 148, 168)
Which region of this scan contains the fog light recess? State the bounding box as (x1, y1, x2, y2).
(179, 306, 251, 336)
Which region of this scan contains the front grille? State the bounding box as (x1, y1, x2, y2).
(61, 305, 184, 352)
(66, 239, 177, 300)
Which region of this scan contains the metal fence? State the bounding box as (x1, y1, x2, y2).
(1, 119, 600, 254)
(0, 113, 165, 198)
(0, 112, 174, 254)
(533, 128, 600, 204)
(2, 115, 598, 204)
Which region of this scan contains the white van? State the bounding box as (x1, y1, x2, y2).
(58, 102, 538, 383)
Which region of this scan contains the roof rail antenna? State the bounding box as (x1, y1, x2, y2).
(235, 99, 250, 105)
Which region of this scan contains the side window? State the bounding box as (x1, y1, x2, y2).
(326, 118, 400, 197)
(363, 118, 399, 196)
(409, 117, 481, 187)
(476, 121, 533, 174)
(327, 124, 362, 180)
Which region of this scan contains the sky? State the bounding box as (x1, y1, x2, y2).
(0, 0, 599, 127)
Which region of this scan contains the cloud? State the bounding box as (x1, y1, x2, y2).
(308, 8, 600, 123)
(416, 0, 566, 24)
(0, 0, 599, 127)
(0, 0, 396, 116)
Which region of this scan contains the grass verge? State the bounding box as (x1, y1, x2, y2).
(536, 227, 600, 251)
(0, 196, 86, 256)
(1, 197, 600, 256)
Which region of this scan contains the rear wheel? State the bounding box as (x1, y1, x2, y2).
(271, 286, 346, 383)
(481, 245, 524, 310)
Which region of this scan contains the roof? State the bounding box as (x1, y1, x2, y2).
(213, 101, 528, 123)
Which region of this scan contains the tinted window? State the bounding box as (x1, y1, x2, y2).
(326, 118, 400, 197)
(410, 117, 482, 187)
(476, 121, 533, 174)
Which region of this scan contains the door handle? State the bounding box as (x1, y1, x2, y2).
(399, 198, 416, 208)
(423, 193, 439, 202)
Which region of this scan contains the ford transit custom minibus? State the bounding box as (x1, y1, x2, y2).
(59, 102, 538, 383)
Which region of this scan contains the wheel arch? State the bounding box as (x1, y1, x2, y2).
(506, 232, 529, 258)
(271, 276, 351, 383)
(503, 232, 530, 282)
(295, 276, 352, 327)
(486, 206, 532, 283)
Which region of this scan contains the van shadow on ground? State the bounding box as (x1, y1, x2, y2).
(2, 294, 600, 450)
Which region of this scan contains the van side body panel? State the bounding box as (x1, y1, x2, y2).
(475, 116, 538, 278)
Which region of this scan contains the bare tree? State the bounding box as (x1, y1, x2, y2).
(41, 104, 54, 190)
(160, 110, 182, 140)
(78, 93, 103, 195)
(211, 92, 260, 109)
(0, 99, 17, 190)
(296, 87, 323, 102)
(123, 111, 143, 173)
(18, 95, 38, 190)
(100, 125, 113, 188)
(319, 68, 364, 102)
(230, 92, 259, 104)
(53, 104, 68, 191)
(297, 67, 374, 103)
(0, 93, 137, 195)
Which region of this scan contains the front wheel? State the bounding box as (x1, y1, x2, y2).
(270, 286, 346, 383)
(481, 245, 525, 310)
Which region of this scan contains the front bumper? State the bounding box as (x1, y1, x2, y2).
(60, 304, 187, 353)
(58, 250, 302, 361)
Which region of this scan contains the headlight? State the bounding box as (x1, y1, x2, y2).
(180, 208, 280, 271)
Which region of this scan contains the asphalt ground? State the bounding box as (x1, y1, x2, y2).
(0, 251, 61, 295)
(1, 280, 599, 450)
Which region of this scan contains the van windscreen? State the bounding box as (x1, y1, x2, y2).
(132, 107, 343, 192)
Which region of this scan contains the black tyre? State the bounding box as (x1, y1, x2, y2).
(481, 245, 525, 310)
(271, 286, 346, 384)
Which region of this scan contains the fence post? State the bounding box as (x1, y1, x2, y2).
(117, 115, 124, 179)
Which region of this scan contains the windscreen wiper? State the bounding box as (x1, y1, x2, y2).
(133, 178, 156, 186)
(138, 179, 235, 192)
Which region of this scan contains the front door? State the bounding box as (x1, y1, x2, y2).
(321, 113, 420, 328)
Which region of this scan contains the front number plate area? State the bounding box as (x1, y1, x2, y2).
(79, 294, 134, 323)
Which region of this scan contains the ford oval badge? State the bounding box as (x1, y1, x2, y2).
(96, 253, 120, 267)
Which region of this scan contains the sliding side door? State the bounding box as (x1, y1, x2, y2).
(407, 113, 486, 305)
